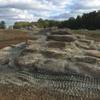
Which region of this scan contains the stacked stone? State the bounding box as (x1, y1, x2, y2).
(14, 29, 79, 73)
(13, 29, 100, 78)
(35, 29, 83, 73)
(45, 29, 77, 58)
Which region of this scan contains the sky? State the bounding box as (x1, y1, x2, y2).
(0, 0, 100, 26)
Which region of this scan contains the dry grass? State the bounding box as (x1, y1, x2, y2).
(0, 29, 31, 48)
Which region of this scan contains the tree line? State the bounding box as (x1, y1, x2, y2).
(13, 22, 32, 29)
(35, 10, 100, 30)
(35, 11, 100, 30)
(0, 21, 6, 29)
(60, 11, 100, 29)
(1, 10, 100, 30)
(13, 19, 60, 29)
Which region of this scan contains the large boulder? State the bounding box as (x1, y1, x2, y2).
(34, 58, 68, 72)
(41, 49, 67, 59)
(85, 50, 100, 58)
(0, 47, 11, 65)
(50, 29, 73, 35)
(46, 41, 66, 49)
(64, 43, 83, 58)
(78, 39, 93, 44)
(25, 39, 46, 52)
(15, 52, 43, 68)
(75, 40, 96, 50)
(0, 57, 9, 65)
(47, 35, 76, 42)
(75, 34, 86, 39)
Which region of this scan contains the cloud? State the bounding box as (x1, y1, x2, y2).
(0, 0, 100, 25)
(0, 8, 35, 21)
(70, 0, 100, 12)
(50, 13, 72, 20)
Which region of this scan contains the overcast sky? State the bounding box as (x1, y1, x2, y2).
(0, 0, 100, 25)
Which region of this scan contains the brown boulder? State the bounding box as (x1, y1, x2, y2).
(50, 29, 73, 35)
(41, 49, 67, 59)
(46, 41, 66, 49)
(85, 50, 100, 58)
(34, 59, 68, 72)
(75, 41, 96, 50)
(15, 52, 43, 68)
(47, 35, 76, 42)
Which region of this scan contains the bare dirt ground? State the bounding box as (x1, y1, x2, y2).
(0, 84, 64, 100)
(0, 84, 99, 100)
(0, 85, 44, 100)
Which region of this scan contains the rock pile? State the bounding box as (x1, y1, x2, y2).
(0, 29, 100, 78)
(13, 29, 100, 78)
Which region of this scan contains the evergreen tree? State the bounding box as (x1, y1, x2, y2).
(0, 21, 6, 29)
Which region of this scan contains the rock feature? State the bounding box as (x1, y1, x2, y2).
(75, 40, 97, 50)
(47, 35, 76, 42)
(10, 29, 99, 78)
(0, 28, 100, 78)
(50, 29, 73, 35)
(46, 41, 66, 49)
(0, 28, 100, 100)
(71, 56, 99, 64)
(15, 52, 43, 68)
(34, 58, 68, 72)
(0, 42, 26, 68)
(85, 50, 100, 58)
(0, 47, 11, 65)
(41, 49, 67, 59)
